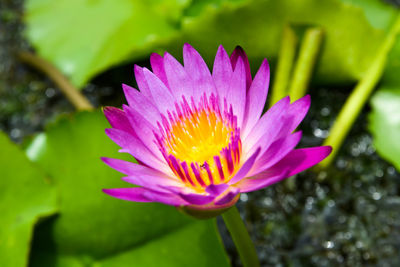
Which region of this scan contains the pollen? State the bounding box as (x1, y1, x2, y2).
(155, 94, 242, 191)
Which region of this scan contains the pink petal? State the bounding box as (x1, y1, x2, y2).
(122, 174, 182, 191)
(162, 185, 215, 205)
(163, 52, 194, 100)
(215, 187, 240, 205)
(123, 105, 163, 160)
(102, 157, 180, 189)
(212, 45, 233, 106)
(235, 169, 290, 193)
(230, 46, 252, 90)
(226, 56, 246, 127)
(134, 65, 153, 99)
(103, 187, 152, 202)
(105, 128, 168, 172)
(250, 131, 302, 176)
(205, 183, 229, 195)
(143, 68, 176, 115)
(150, 53, 169, 87)
(122, 84, 161, 126)
(103, 187, 188, 206)
(178, 192, 215, 205)
(103, 106, 135, 135)
(270, 146, 332, 177)
(285, 94, 311, 133)
(183, 43, 216, 100)
(229, 147, 261, 185)
(242, 59, 270, 137)
(142, 190, 189, 206)
(102, 157, 148, 175)
(243, 96, 290, 155)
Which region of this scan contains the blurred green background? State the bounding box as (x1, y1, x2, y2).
(1, 0, 400, 266)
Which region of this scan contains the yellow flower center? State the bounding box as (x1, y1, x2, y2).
(156, 95, 242, 191)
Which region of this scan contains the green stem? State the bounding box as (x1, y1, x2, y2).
(270, 25, 298, 106)
(221, 205, 260, 267)
(17, 51, 94, 111)
(288, 27, 323, 102)
(320, 14, 400, 168)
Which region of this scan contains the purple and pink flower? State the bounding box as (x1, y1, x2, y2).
(102, 44, 331, 215)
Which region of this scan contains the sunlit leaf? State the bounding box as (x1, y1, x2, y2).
(369, 88, 400, 171)
(25, 0, 396, 87)
(26, 111, 229, 266)
(174, 0, 391, 85)
(0, 132, 58, 267)
(25, 0, 190, 87)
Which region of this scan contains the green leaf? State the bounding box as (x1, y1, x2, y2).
(369, 88, 400, 171)
(339, 0, 397, 30)
(25, 0, 396, 87)
(32, 221, 229, 267)
(26, 111, 229, 266)
(175, 0, 391, 85)
(382, 34, 400, 86)
(25, 0, 190, 87)
(0, 132, 58, 267)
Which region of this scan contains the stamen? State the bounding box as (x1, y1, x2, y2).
(155, 94, 242, 191)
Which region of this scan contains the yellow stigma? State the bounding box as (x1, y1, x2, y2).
(165, 108, 232, 164)
(159, 96, 242, 191)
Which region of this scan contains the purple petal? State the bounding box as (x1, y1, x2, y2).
(150, 53, 169, 87)
(162, 185, 215, 205)
(214, 187, 240, 205)
(105, 128, 169, 172)
(270, 146, 332, 177)
(142, 190, 188, 206)
(250, 131, 302, 176)
(285, 94, 311, 133)
(103, 187, 151, 202)
(235, 169, 290, 193)
(103, 106, 134, 135)
(123, 105, 163, 160)
(143, 68, 176, 115)
(102, 157, 147, 175)
(205, 183, 229, 195)
(212, 45, 233, 106)
(226, 56, 246, 127)
(230, 46, 252, 90)
(243, 96, 290, 154)
(229, 147, 261, 185)
(183, 43, 216, 100)
(178, 192, 215, 205)
(122, 174, 181, 191)
(104, 187, 187, 206)
(122, 84, 161, 126)
(163, 52, 194, 100)
(242, 59, 270, 137)
(101, 157, 180, 189)
(134, 65, 153, 99)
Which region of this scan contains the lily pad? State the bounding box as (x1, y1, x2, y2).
(369, 88, 400, 171)
(176, 0, 389, 85)
(31, 221, 229, 267)
(26, 111, 229, 266)
(25, 0, 394, 87)
(0, 132, 58, 267)
(25, 0, 189, 87)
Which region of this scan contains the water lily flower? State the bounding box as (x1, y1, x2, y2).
(102, 44, 331, 217)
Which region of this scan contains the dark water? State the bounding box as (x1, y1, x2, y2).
(2, 1, 400, 267)
(220, 86, 400, 267)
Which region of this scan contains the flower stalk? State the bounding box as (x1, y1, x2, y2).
(320, 13, 400, 168)
(288, 27, 323, 102)
(17, 51, 94, 111)
(270, 25, 298, 106)
(222, 206, 260, 267)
